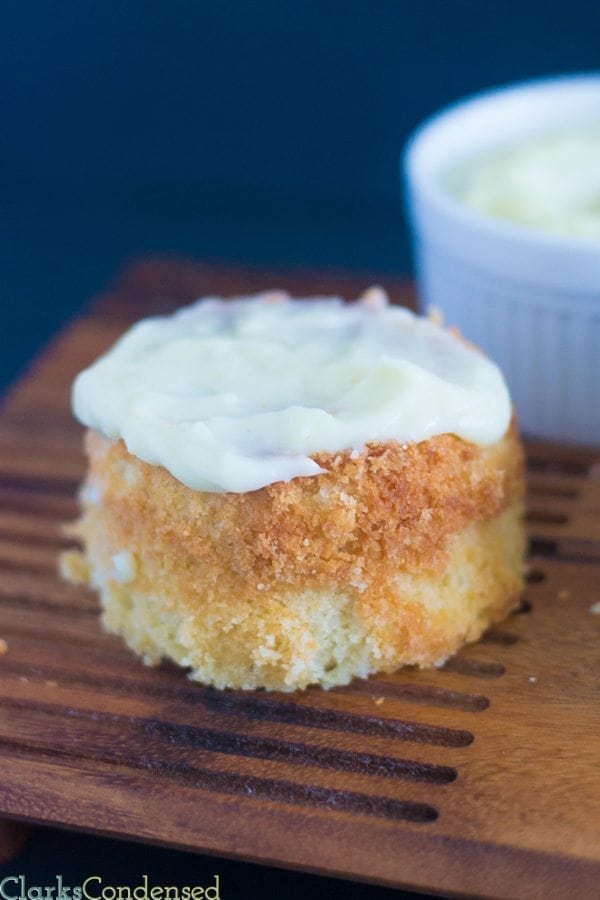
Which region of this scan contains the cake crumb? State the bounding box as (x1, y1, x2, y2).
(427, 306, 444, 326)
(78, 479, 103, 506)
(0, 638, 8, 657)
(361, 286, 388, 309)
(44, 680, 58, 688)
(19, 676, 29, 683)
(374, 696, 385, 706)
(261, 290, 289, 305)
(589, 601, 600, 615)
(59, 550, 90, 585)
(557, 588, 571, 601)
(529, 676, 537, 683)
(112, 550, 137, 584)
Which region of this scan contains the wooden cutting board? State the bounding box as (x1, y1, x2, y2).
(0, 259, 598, 900)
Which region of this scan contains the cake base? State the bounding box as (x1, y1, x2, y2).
(62, 428, 525, 691)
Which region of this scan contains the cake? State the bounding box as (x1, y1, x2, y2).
(61, 288, 526, 691)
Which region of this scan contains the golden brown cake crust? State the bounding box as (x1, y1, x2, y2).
(83, 421, 523, 595)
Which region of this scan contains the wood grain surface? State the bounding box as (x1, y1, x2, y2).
(0, 258, 599, 900)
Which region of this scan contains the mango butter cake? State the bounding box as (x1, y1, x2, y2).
(61, 288, 526, 691)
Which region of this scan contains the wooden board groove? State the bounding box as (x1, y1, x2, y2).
(0, 696, 458, 793)
(0, 259, 599, 900)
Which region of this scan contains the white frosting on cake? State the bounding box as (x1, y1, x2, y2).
(72, 289, 512, 493)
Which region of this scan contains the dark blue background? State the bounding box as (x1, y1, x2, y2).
(2, 0, 600, 390)
(1, 2, 599, 893)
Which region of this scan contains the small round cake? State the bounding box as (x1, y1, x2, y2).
(62, 288, 526, 691)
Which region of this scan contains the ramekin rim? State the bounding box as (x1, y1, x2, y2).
(402, 71, 600, 257)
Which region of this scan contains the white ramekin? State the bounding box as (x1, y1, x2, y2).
(404, 74, 600, 446)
